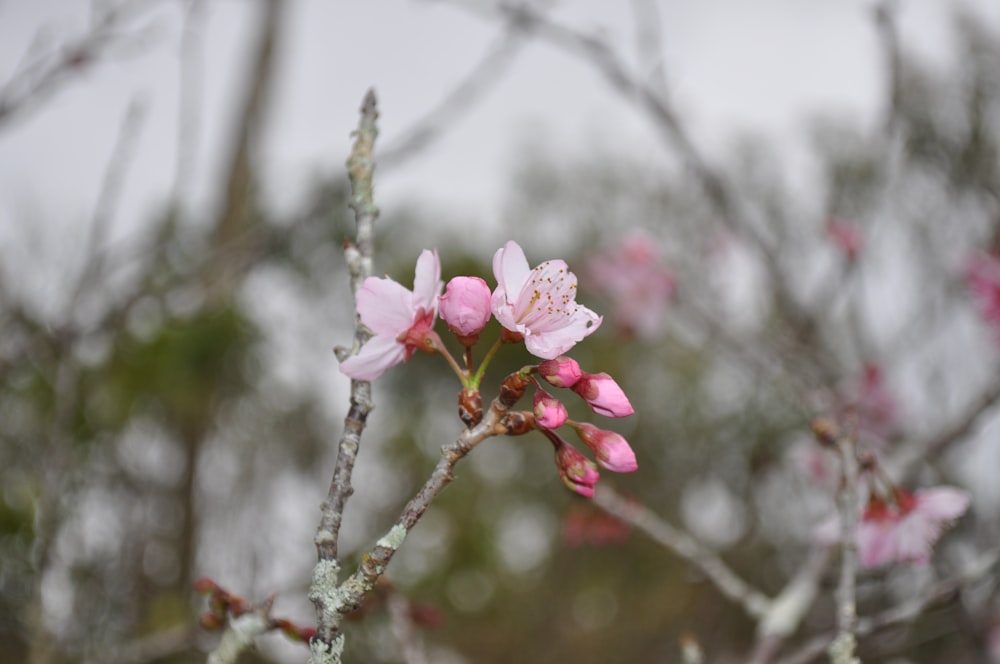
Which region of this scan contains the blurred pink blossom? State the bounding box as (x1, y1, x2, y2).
(533, 389, 568, 430)
(573, 372, 634, 418)
(537, 356, 583, 388)
(491, 240, 602, 359)
(574, 423, 637, 473)
(965, 251, 1000, 343)
(581, 231, 675, 339)
(855, 487, 970, 567)
(439, 275, 492, 341)
(817, 486, 971, 568)
(340, 249, 442, 381)
(825, 217, 864, 261)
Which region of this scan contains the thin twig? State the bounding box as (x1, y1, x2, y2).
(592, 484, 771, 620)
(750, 547, 834, 664)
(310, 389, 513, 663)
(0, 0, 163, 128)
(308, 89, 380, 662)
(776, 548, 1000, 664)
(829, 438, 860, 664)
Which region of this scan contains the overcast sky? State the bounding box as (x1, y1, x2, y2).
(2, 0, 999, 257)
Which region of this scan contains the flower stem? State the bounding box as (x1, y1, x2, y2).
(469, 336, 504, 389)
(430, 332, 470, 386)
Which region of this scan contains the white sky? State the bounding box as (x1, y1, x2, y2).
(1, 0, 999, 252)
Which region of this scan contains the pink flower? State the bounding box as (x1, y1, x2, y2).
(537, 356, 583, 388)
(575, 423, 637, 472)
(572, 372, 634, 418)
(439, 276, 492, 341)
(966, 251, 1000, 343)
(855, 486, 970, 568)
(533, 389, 568, 429)
(491, 240, 602, 359)
(825, 217, 863, 261)
(553, 438, 601, 498)
(581, 231, 675, 339)
(340, 249, 443, 381)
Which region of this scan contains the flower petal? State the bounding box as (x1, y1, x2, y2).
(356, 277, 415, 338)
(339, 335, 407, 381)
(412, 249, 442, 314)
(493, 241, 530, 301)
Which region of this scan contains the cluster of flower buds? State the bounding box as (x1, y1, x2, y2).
(193, 577, 316, 644)
(339, 240, 638, 497)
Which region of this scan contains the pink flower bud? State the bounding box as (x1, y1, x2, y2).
(572, 372, 634, 418)
(575, 423, 637, 472)
(554, 439, 600, 498)
(533, 389, 568, 429)
(537, 356, 583, 388)
(439, 276, 492, 341)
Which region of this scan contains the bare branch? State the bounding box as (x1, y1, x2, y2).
(308, 89, 380, 661)
(0, 0, 164, 129)
(777, 548, 1000, 664)
(592, 484, 772, 620)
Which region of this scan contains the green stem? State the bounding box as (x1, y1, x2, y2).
(431, 332, 470, 386)
(469, 336, 505, 389)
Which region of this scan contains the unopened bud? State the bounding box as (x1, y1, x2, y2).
(439, 276, 492, 345)
(499, 371, 531, 409)
(811, 417, 840, 447)
(538, 356, 583, 388)
(458, 388, 483, 428)
(501, 411, 536, 436)
(572, 372, 634, 418)
(533, 389, 568, 429)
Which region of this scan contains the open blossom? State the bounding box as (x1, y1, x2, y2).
(572, 372, 634, 418)
(574, 423, 637, 472)
(439, 276, 492, 341)
(533, 389, 568, 430)
(340, 249, 443, 381)
(491, 240, 602, 359)
(965, 251, 1000, 343)
(855, 486, 970, 567)
(581, 231, 675, 339)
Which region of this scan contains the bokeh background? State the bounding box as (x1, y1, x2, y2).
(3, 1, 1000, 662)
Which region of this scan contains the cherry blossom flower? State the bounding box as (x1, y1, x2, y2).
(966, 251, 1000, 343)
(439, 276, 492, 342)
(574, 422, 637, 472)
(855, 486, 970, 568)
(581, 231, 675, 339)
(340, 249, 443, 381)
(491, 240, 602, 359)
(533, 389, 568, 430)
(572, 372, 634, 418)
